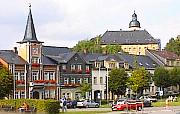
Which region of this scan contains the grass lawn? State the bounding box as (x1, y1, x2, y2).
(100, 104, 111, 108)
(62, 111, 110, 114)
(152, 101, 180, 107)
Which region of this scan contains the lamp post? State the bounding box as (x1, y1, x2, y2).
(106, 67, 109, 102)
(98, 65, 101, 106)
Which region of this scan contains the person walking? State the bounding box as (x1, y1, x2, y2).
(61, 97, 67, 112)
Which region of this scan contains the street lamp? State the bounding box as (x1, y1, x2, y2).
(106, 67, 109, 102)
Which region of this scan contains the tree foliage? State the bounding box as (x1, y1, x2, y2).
(169, 67, 180, 87)
(153, 67, 171, 89)
(165, 36, 180, 56)
(109, 68, 128, 96)
(73, 35, 122, 54)
(0, 68, 13, 99)
(80, 82, 91, 98)
(129, 67, 151, 95)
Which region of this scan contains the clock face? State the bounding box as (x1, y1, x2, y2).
(32, 47, 39, 55)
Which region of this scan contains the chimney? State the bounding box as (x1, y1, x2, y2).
(14, 47, 18, 54)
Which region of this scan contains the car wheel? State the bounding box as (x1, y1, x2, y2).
(86, 105, 89, 108)
(95, 104, 99, 108)
(137, 106, 142, 111)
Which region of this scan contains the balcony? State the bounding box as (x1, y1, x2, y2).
(63, 83, 80, 87)
(33, 80, 56, 86)
(16, 80, 25, 85)
(32, 63, 40, 67)
(86, 70, 91, 74)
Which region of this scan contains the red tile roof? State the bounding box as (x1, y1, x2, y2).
(152, 50, 180, 60)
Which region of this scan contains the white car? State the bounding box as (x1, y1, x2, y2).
(77, 100, 86, 107)
(84, 100, 99, 108)
(139, 96, 157, 102)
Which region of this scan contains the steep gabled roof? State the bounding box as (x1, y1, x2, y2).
(148, 50, 180, 60)
(42, 46, 71, 56)
(101, 30, 159, 45)
(117, 52, 158, 69)
(0, 50, 27, 64)
(47, 52, 76, 63)
(42, 55, 57, 65)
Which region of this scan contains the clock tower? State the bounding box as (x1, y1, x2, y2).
(17, 5, 43, 84)
(17, 5, 43, 64)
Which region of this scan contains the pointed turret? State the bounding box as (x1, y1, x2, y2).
(17, 5, 43, 43)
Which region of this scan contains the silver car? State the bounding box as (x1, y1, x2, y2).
(84, 100, 99, 108)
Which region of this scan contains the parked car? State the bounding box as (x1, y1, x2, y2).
(66, 100, 77, 108)
(77, 100, 86, 108)
(139, 96, 157, 102)
(84, 100, 99, 108)
(112, 100, 143, 111)
(143, 99, 151, 107)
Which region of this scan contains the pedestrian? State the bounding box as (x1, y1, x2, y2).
(61, 97, 67, 112)
(63, 97, 67, 112)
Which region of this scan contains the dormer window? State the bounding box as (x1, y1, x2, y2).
(62, 65, 66, 71)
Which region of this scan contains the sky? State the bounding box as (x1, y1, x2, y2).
(0, 0, 180, 50)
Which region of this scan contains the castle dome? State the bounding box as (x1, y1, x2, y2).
(129, 11, 141, 28)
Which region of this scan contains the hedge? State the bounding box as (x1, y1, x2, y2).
(0, 99, 60, 113)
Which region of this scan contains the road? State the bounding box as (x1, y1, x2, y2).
(67, 106, 180, 114)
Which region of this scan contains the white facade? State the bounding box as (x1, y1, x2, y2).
(92, 69, 108, 101)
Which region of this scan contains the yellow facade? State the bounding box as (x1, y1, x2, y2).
(101, 43, 159, 55)
(18, 43, 29, 62)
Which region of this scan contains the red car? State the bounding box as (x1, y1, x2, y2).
(112, 100, 143, 111)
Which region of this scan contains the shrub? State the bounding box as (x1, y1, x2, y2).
(0, 99, 60, 113)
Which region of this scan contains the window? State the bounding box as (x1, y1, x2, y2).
(44, 72, 49, 80)
(71, 65, 76, 71)
(21, 91, 25, 98)
(15, 91, 20, 99)
(66, 93, 70, 99)
(77, 65, 82, 70)
(49, 72, 55, 80)
(64, 78, 69, 84)
(62, 65, 66, 70)
(109, 62, 116, 68)
(129, 48, 131, 51)
(32, 57, 39, 63)
(71, 78, 75, 84)
(15, 72, 19, 80)
(32, 71, 38, 81)
(94, 77, 97, 84)
(86, 65, 90, 70)
(100, 77, 103, 84)
(84, 78, 88, 83)
(50, 90, 55, 99)
(77, 78, 81, 84)
(62, 93, 65, 98)
(45, 90, 49, 98)
(95, 62, 101, 68)
(20, 72, 25, 80)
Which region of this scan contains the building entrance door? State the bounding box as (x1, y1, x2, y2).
(33, 91, 39, 99)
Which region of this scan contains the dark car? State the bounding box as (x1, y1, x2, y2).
(143, 99, 151, 107)
(66, 100, 77, 109)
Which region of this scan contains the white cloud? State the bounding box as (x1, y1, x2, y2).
(0, 0, 179, 49)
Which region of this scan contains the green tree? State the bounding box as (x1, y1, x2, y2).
(129, 67, 151, 97)
(80, 82, 91, 99)
(73, 35, 102, 53)
(153, 67, 171, 93)
(73, 35, 122, 54)
(0, 68, 13, 99)
(109, 68, 128, 98)
(169, 67, 180, 90)
(102, 44, 122, 54)
(165, 36, 180, 55)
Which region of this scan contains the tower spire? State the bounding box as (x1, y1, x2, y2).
(17, 4, 43, 43)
